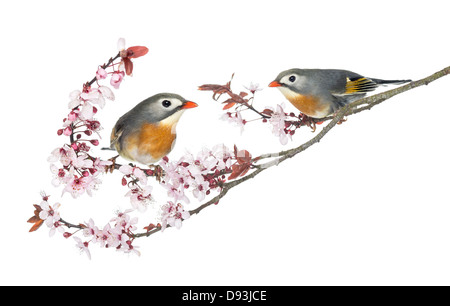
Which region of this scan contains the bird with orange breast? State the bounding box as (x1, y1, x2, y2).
(108, 93, 198, 165)
(269, 68, 411, 118)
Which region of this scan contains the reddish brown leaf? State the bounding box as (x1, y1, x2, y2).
(144, 223, 156, 232)
(198, 84, 226, 91)
(228, 164, 251, 180)
(29, 219, 44, 232)
(236, 150, 252, 164)
(239, 91, 248, 98)
(228, 164, 243, 180)
(222, 102, 236, 110)
(198, 84, 231, 101)
(27, 216, 40, 223)
(239, 165, 251, 177)
(262, 109, 274, 116)
(127, 46, 149, 58)
(123, 58, 133, 76)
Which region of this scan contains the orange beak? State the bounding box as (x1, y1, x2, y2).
(268, 81, 282, 87)
(181, 101, 198, 109)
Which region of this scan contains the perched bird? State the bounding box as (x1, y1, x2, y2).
(108, 93, 198, 165)
(269, 69, 411, 118)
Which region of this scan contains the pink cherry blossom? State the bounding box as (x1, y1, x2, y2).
(82, 218, 98, 237)
(39, 201, 61, 228)
(111, 210, 138, 233)
(68, 90, 82, 109)
(119, 165, 147, 185)
(160, 202, 190, 231)
(96, 67, 107, 80)
(93, 158, 113, 174)
(63, 126, 72, 136)
(267, 104, 291, 145)
(244, 82, 263, 94)
(62, 175, 98, 198)
(71, 153, 93, 169)
(49, 221, 65, 237)
(110, 71, 125, 89)
(117, 236, 140, 256)
(125, 186, 153, 212)
(191, 176, 209, 201)
(68, 111, 78, 121)
(98, 86, 115, 101)
(95, 223, 113, 248)
(132, 167, 147, 185)
(79, 102, 94, 120)
(73, 237, 91, 260)
(220, 111, 246, 134)
(81, 88, 106, 109)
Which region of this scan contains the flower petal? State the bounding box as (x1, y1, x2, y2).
(98, 86, 115, 101)
(117, 38, 126, 51)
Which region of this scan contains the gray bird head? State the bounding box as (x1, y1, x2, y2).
(268, 68, 311, 94)
(132, 93, 198, 122)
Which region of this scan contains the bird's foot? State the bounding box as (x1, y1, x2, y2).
(332, 112, 347, 125)
(298, 113, 321, 132)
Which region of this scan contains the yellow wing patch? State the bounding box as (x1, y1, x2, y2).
(345, 77, 378, 94)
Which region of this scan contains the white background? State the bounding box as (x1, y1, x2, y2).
(1, 0, 450, 285)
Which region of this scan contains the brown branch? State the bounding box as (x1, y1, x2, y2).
(131, 65, 450, 239)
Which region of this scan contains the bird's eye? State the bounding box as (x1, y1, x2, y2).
(162, 100, 171, 108)
(289, 75, 296, 82)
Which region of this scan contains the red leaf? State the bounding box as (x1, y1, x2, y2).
(198, 84, 225, 91)
(198, 84, 231, 101)
(236, 150, 252, 164)
(123, 58, 133, 76)
(222, 102, 236, 110)
(144, 223, 156, 232)
(228, 164, 251, 180)
(126, 46, 149, 58)
(27, 216, 40, 223)
(29, 219, 44, 232)
(262, 109, 274, 116)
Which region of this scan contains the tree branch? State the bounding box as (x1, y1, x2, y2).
(131, 65, 450, 239)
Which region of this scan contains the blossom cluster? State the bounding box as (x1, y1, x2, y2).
(159, 145, 234, 204)
(48, 144, 112, 198)
(76, 210, 140, 259)
(28, 192, 141, 259)
(160, 202, 190, 231)
(119, 164, 153, 212)
(49, 38, 148, 199)
(263, 104, 292, 145)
